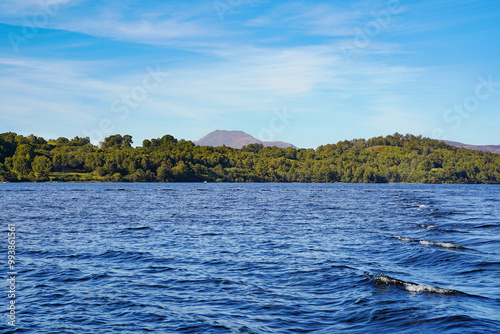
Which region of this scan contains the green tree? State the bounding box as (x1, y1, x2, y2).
(102, 135, 124, 149)
(156, 164, 171, 181)
(0, 163, 15, 182)
(123, 135, 133, 148)
(12, 144, 34, 178)
(32, 156, 52, 177)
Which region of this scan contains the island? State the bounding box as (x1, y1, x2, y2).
(0, 132, 499, 184)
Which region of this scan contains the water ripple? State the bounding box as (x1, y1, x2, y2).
(0, 183, 499, 333)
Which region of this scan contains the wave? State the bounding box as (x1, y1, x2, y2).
(472, 224, 499, 229)
(97, 249, 152, 261)
(419, 240, 466, 249)
(125, 226, 151, 231)
(418, 223, 437, 230)
(394, 236, 467, 250)
(430, 210, 466, 217)
(373, 274, 464, 295)
(417, 223, 468, 234)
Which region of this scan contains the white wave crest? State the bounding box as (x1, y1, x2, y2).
(419, 240, 465, 249)
(374, 274, 461, 295)
(395, 236, 466, 250)
(395, 235, 415, 242)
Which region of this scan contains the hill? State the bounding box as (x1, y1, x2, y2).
(443, 140, 500, 154)
(0, 132, 499, 183)
(195, 130, 294, 149)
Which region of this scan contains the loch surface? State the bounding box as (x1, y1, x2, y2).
(1, 183, 499, 333)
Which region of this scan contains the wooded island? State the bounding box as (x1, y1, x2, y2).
(1, 132, 499, 183)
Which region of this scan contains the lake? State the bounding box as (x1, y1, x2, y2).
(1, 183, 499, 333)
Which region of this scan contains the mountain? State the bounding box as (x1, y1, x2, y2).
(195, 130, 295, 149)
(443, 140, 500, 154)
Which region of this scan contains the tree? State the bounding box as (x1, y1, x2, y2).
(102, 135, 124, 149)
(56, 137, 70, 144)
(69, 136, 90, 146)
(0, 132, 17, 163)
(12, 144, 34, 178)
(156, 164, 171, 181)
(123, 135, 133, 148)
(0, 163, 15, 182)
(171, 161, 189, 180)
(52, 153, 69, 172)
(32, 156, 52, 177)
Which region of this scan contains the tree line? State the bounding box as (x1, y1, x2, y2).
(0, 132, 499, 183)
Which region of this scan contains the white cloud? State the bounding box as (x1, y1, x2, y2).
(2, 0, 490, 146)
(0, 0, 224, 46)
(0, 0, 76, 16)
(0, 57, 135, 130)
(245, 2, 362, 36)
(58, 13, 218, 44)
(0, 38, 426, 128)
(244, 0, 411, 38)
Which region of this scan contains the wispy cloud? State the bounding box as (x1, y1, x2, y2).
(0, 57, 135, 134)
(388, 0, 500, 35)
(0, 0, 76, 16)
(244, 0, 411, 38)
(0, 0, 224, 46)
(1, 0, 497, 146)
(246, 2, 364, 36)
(58, 10, 219, 44)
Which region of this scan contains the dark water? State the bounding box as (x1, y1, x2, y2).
(1, 183, 499, 333)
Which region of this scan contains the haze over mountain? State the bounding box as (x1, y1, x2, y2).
(443, 140, 500, 154)
(195, 130, 295, 149)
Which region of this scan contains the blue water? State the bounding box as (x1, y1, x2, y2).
(1, 183, 499, 333)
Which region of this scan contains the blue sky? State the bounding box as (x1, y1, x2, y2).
(0, 0, 499, 148)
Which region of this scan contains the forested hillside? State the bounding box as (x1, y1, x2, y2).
(0, 132, 499, 183)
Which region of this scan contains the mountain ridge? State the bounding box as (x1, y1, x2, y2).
(443, 140, 500, 154)
(195, 130, 295, 149)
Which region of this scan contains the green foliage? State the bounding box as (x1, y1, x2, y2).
(0, 163, 16, 182)
(0, 132, 498, 183)
(12, 144, 34, 178)
(32, 155, 53, 177)
(0, 132, 17, 164)
(102, 134, 133, 149)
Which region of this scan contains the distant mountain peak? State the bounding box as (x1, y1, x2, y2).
(443, 140, 500, 154)
(195, 130, 295, 149)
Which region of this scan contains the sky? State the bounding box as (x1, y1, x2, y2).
(0, 0, 499, 148)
